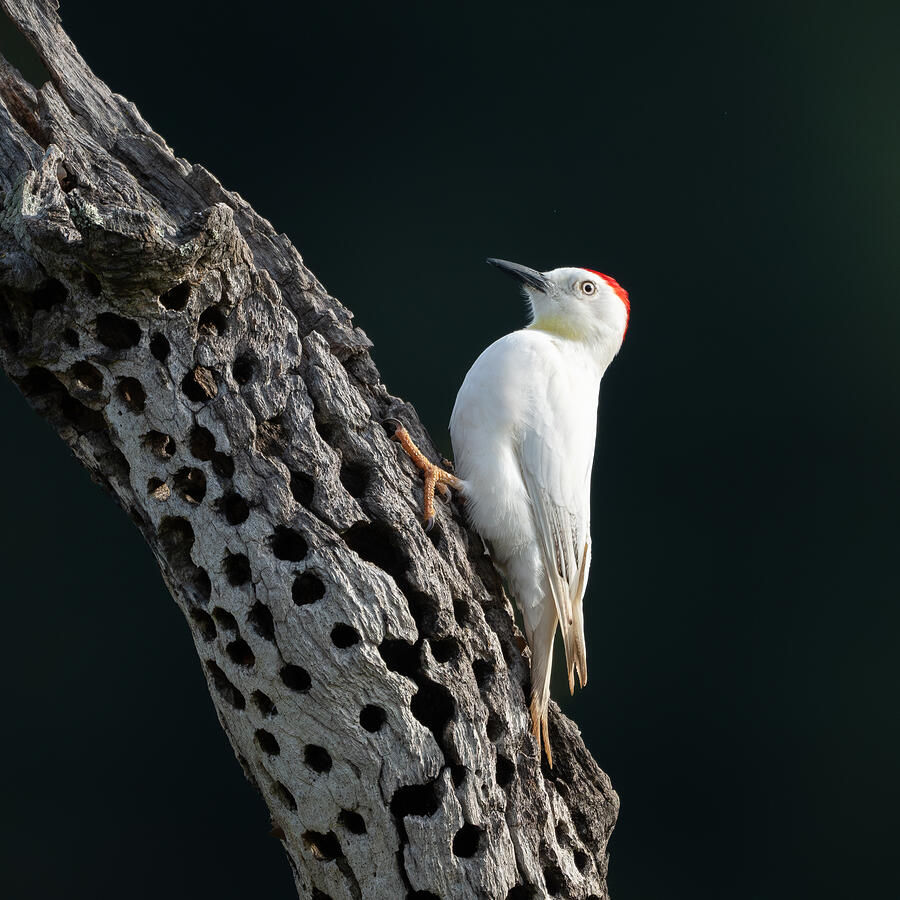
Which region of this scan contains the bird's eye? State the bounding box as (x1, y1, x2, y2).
(580, 281, 596, 295)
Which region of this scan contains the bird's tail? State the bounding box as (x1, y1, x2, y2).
(529, 609, 558, 768)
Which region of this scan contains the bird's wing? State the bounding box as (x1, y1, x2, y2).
(516, 402, 593, 693)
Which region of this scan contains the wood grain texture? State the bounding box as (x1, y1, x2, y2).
(0, 2, 618, 896)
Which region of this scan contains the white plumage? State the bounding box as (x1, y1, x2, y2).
(449, 260, 629, 765)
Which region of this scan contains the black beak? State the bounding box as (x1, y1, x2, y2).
(486, 257, 549, 291)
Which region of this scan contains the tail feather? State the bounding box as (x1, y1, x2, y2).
(529, 608, 557, 768)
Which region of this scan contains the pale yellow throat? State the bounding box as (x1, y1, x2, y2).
(528, 315, 585, 341)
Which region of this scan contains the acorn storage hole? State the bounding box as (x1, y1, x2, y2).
(390, 781, 441, 819)
(289, 470, 314, 507)
(410, 679, 456, 738)
(330, 623, 359, 649)
(32, 277, 67, 310)
(543, 865, 565, 897)
(472, 657, 495, 690)
(280, 664, 311, 692)
(232, 354, 254, 384)
(219, 491, 249, 525)
(190, 608, 216, 641)
(452, 823, 483, 858)
(271, 526, 307, 561)
(226, 638, 255, 668)
(292, 572, 325, 606)
(304, 744, 332, 773)
(173, 467, 206, 504)
(181, 365, 217, 402)
(198, 304, 227, 335)
(83, 270, 101, 297)
(495, 754, 515, 789)
(157, 516, 195, 569)
(189, 425, 215, 461)
(116, 377, 146, 412)
(63, 328, 79, 348)
(378, 639, 418, 679)
(223, 551, 251, 586)
(342, 521, 407, 578)
(273, 782, 297, 812)
(70, 361, 102, 391)
(255, 728, 280, 756)
(452, 599, 472, 628)
(339, 460, 368, 498)
(206, 660, 245, 709)
(252, 690, 277, 717)
(149, 332, 170, 361)
(303, 830, 341, 862)
(359, 704, 386, 733)
(212, 607, 238, 633)
(144, 430, 176, 459)
(338, 810, 366, 835)
(95, 312, 140, 350)
(430, 636, 460, 664)
(147, 477, 170, 501)
(249, 601, 275, 642)
(160, 281, 191, 310)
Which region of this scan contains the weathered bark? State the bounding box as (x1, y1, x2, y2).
(0, 2, 618, 897)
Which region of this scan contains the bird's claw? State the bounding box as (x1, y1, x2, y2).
(383, 417, 403, 439)
(423, 515, 435, 533)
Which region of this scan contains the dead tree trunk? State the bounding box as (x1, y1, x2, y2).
(0, 2, 617, 897)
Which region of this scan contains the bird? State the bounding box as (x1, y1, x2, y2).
(390, 258, 629, 766)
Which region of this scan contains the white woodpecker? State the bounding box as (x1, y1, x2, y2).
(391, 258, 629, 766)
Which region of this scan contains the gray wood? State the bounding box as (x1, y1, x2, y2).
(0, 2, 618, 896)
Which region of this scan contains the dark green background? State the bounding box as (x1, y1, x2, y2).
(2, 2, 898, 897)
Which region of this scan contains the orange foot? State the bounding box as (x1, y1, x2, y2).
(387, 420, 462, 531)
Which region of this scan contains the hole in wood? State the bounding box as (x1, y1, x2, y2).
(116, 377, 146, 412)
(219, 491, 249, 525)
(147, 477, 170, 501)
(173, 467, 206, 503)
(304, 744, 332, 773)
(271, 526, 307, 561)
(252, 690, 277, 717)
(292, 572, 325, 606)
(330, 623, 359, 649)
(145, 430, 176, 459)
(206, 660, 245, 709)
(63, 328, 79, 348)
(232, 354, 254, 384)
(189, 425, 215, 460)
(70, 360, 102, 391)
(273, 781, 296, 811)
(181, 365, 217, 402)
(339, 460, 368, 498)
(303, 830, 341, 861)
(430, 637, 460, 663)
(190, 608, 216, 641)
(359, 705, 385, 733)
(226, 638, 255, 667)
(96, 312, 140, 350)
(496, 754, 515, 789)
(249, 601, 275, 642)
(280, 664, 311, 692)
(149, 332, 170, 361)
(212, 607, 238, 633)
(289, 470, 314, 507)
(410, 679, 455, 738)
(160, 281, 191, 310)
(83, 271, 101, 296)
(255, 728, 280, 756)
(452, 823, 483, 858)
(338, 810, 366, 835)
(198, 304, 227, 334)
(223, 551, 250, 586)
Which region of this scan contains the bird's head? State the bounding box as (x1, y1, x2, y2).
(486, 258, 630, 349)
